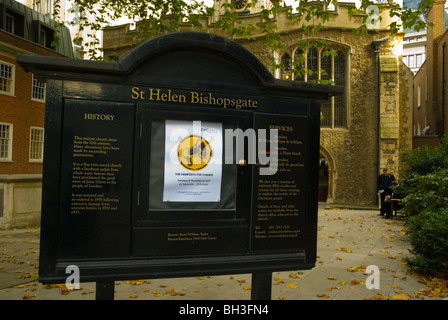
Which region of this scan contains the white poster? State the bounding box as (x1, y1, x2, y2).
(163, 120, 222, 202)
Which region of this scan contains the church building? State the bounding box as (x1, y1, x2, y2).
(102, 0, 414, 208)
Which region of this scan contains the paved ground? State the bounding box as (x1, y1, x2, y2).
(1, 206, 447, 301)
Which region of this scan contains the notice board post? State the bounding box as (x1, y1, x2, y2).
(17, 32, 343, 300)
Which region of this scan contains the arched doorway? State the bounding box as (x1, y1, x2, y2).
(318, 148, 335, 203)
(318, 157, 329, 202)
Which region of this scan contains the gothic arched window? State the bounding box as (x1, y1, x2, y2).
(307, 47, 319, 83)
(333, 50, 346, 127)
(294, 49, 305, 81)
(279, 44, 347, 128)
(281, 53, 292, 80)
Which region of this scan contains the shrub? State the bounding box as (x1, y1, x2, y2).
(399, 136, 448, 217)
(405, 207, 448, 274)
(400, 136, 448, 177)
(401, 169, 448, 217)
(399, 135, 448, 274)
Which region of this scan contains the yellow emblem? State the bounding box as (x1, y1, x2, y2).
(177, 135, 213, 171)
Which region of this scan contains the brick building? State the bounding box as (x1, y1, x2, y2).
(0, 0, 73, 229)
(102, 1, 414, 208)
(413, 0, 448, 147)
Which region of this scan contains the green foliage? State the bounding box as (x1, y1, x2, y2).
(401, 169, 448, 217)
(53, 0, 434, 61)
(404, 207, 448, 274)
(399, 136, 448, 274)
(400, 136, 448, 216)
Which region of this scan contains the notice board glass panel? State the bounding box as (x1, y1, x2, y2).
(134, 105, 252, 225)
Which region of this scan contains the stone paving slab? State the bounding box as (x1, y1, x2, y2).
(0, 207, 447, 301)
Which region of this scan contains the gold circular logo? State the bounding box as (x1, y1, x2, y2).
(177, 135, 213, 171)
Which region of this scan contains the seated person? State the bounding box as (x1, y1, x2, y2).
(383, 180, 399, 219)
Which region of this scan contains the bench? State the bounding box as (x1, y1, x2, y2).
(391, 198, 405, 216)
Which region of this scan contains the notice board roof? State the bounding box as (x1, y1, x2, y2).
(17, 31, 343, 101)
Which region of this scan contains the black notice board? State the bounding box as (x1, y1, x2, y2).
(16, 32, 342, 284)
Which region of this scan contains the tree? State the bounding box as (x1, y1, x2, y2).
(55, 0, 435, 64)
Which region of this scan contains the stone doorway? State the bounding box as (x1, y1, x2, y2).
(318, 148, 335, 204)
(318, 157, 329, 202)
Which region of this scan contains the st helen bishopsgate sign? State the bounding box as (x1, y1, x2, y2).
(17, 32, 342, 299)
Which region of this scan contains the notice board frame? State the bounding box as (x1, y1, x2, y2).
(17, 32, 343, 297)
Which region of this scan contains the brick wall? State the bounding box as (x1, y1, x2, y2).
(436, 30, 448, 136)
(424, 0, 447, 134)
(0, 31, 66, 175)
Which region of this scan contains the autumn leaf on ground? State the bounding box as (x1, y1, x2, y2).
(338, 247, 352, 253)
(317, 293, 330, 298)
(43, 283, 71, 295)
(243, 285, 251, 290)
(326, 286, 340, 291)
(289, 272, 301, 279)
(328, 276, 337, 280)
(125, 280, 150, 285)
(152, 291, 164, 297)
(18, 272, 38, 279)
(237, 279, 246, 284)
(286, 283, 299, 289)
(83, 290, 95, 295)
(166, 288, 185, 296)
(129, 295, 138, 299)
(414, 274, 448, 298)
(365, 293, 389, 300)
(274, 277, 285, 283)
(392, 293, 411, 300)
(347, 265, 366, 272)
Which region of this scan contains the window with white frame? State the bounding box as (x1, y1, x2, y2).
(0, 123, 13, 161)
(32, 74, 46, 102)
(403, 53, 425, 70)
(29, 127, 44, 162)
(0, 61, 15, 96)
(280, 44, 347, 128)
